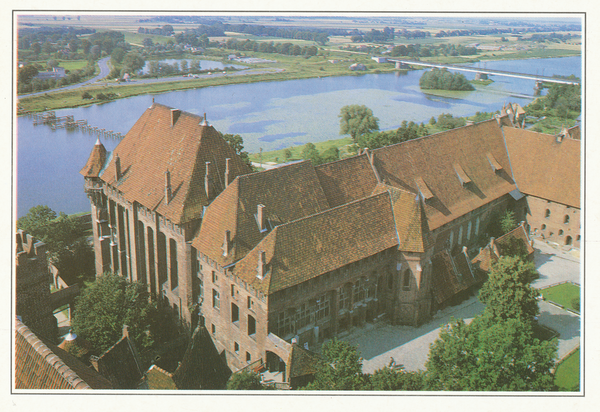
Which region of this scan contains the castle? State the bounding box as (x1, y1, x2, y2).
(81, 102, 580, 377)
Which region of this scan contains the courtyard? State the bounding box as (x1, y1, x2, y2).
(342, 238, 581, 373)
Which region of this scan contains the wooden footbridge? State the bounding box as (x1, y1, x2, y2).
(27, 111, 124, 139)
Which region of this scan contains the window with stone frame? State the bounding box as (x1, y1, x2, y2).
(212, 288, 220, 309)
(338, 284, 352, 310)
(296, 302, 311, 329)
(277, 308, 295, 337)
(315, 293, 331, 321)
(231, 302, 239, 324)
(248, 315, 256, 336)
(352, 278, 367, 304)
(365, 275, 377, 299)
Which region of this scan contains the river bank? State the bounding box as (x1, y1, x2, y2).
(17, 48, 580, 114)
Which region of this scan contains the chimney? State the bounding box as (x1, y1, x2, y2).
(201, 112, 208, 126)
(204, 162, 211, 199)
(225, 158, 231, 188)
(257, 204, 266, 232)
(223, 230, 231, 256)
(257, 250, 266, 279)
(170, 108, 181, 126)
(115, 155, 121, 180)
(165, 170, 172, 203)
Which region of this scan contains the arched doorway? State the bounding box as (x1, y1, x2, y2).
(266, 350, 286, 374)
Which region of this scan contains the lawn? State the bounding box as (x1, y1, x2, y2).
(554, 347, 580, 391)
(540, 282, 580, 312)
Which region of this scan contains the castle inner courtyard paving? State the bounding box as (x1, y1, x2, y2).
(339, 239, 581, 373)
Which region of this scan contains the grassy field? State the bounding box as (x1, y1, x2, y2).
(249, 137, 354, 163)
(541, 282, 580, 312)
(58, 60, 89, 71)
(554, 347, 580, 391)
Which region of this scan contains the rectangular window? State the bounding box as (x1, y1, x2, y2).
(475, 217, 480, 235)
(231, 303, 239, 324)
(458, 225, 463, 245)
(248, 315, 256, 336)
(467, 221, 472, 240)
(403, 270, 411, 291)
(231, 284, 236, 297)
(212, 289, 220, 309)
(198, 276, 204, 300)
(234, 342, 240, 354)
(247, 296, 252, 310)
(211, 324, 216, 334)
(212, 271, 218, 284)
(246, 352, 251, 363)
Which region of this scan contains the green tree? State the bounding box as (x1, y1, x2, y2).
(425, 315, 557, 391)
(111, 47, 125, 64)
(368, 365, 425, 391)
(220, 133, 252, 169)
(303, 338, 367, 390)
(72, 273, 157, 354)
(500, 209, 517, 234)
(479, 256, 539, 323)
(339, 105, 380, 142)
(283, 148, 293, 161)
(321, 146, 340, 163)
(301, 143, 322, 165)
(122, 52, 145, 72)
(226, 371, 265, 390)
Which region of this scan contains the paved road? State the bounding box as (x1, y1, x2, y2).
(18, 63, 284, 100)
(19, 56, 112, 99)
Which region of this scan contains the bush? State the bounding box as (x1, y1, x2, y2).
(571, 297, 580, 312)
(82, 91, 92, 99)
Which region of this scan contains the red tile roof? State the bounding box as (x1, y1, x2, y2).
(79, 139, 107, 178)
(93, 327, 143, 389)
(192, 161, 330, 266)
(503, 127, 580, 208)
(372, 119, 517, 230)
(233, 192, 399, 295)
(14, 319, 113, 390)
(99, 103, 252, 224)
(314, 154, 380, 207)
(470, 223, 534, 274)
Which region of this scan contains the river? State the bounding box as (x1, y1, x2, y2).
(16, 56, 581, 218)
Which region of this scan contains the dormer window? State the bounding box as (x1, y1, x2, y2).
(453, 163, 471, 186)
(486, 152, 503, 172)
(415, 177, 434, 201)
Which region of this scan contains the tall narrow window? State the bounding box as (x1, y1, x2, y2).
(231, 284, 236, 297)
(402, 269, 411, 291)
(246, 352, 251, 363)
(212, 271, 218, 283)
(564, 215, 570, 224)
(170, 239, 178, 290)
(212, 289, 220, 309)
(475, 216, 480, 235)
(247, 296, 252, 309)
(231, 303, 239, 324)
(234, 342, 240, 354)
(545, 209, 551, 218)
(458, 225, 463, 245)
(248, 315, 256, 336)
(467, 221, 472, 240)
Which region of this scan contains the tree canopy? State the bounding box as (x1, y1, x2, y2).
(302, 338, 367, 390)
(419, 68, 475, 91)
(425, 315, 557, 391)
(226, 370, 266, 390)
(479, 256, 540, 323)
(72, 273, 157, 354)
(339, 105, 380, 142)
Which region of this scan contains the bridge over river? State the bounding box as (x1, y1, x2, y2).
(381, 57, 580, 94)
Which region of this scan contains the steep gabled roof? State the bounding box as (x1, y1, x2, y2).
(99, 103, 252, 224)
(471, 223, 535, 274)
(171, 325, 232, 390)
(431, 249, 482, 305)
(503, 127, 580, 208)
(372, 183, 425, 253)
(93, 326, 143, 389)
(372, 119, 517, 230)
(232, 192, 399, 295)
(79, 138, 107, 178)
(314, 154, 380, 207)
(192, 161, 330, 266)
(15, 319, 113, 390)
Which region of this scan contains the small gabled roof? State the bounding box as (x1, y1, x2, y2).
(79, 138, 107, 178)
(192, 161, 330, 266)
(232, 192, 399, 295)
(372, 119, 516, 230)
(171, 325, 232, 390)
(470, 223, 534, 274)
(431, 249, 482, 305)
(503, 127, 580, 208)
(98, 103, 252, 224)
(314, 154, 380, 207)
(94, 326, 143, 389)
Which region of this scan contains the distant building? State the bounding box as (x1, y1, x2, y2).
(35, 67, 66, 80)
(81, 103, 580, 384)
